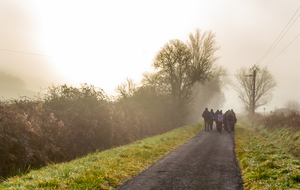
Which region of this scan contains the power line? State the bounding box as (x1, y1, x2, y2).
(258, 6, 300, 64)
(275, 72, 300, 84)
(266, 13, 300, 58)
(0, 48, 52, 58)
(257, 5, 300, 65)
(266, 31, 300, 66)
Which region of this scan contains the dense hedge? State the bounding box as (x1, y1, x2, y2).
(263, 112, 300, 130)
(0, 84, 176, 179)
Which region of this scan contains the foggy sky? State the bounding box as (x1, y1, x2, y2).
(0, 0, 300, 113)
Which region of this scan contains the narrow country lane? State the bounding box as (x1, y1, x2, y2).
(117, 127, 244, 190)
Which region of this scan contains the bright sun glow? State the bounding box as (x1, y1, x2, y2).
(35, 1, 159, 93)
(33, 0, 214, 94)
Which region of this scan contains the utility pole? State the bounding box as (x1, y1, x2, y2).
(250, 65, 258, 115)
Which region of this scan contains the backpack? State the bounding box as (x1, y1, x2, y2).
(227, 113, 234, 121)
(217, 114, 223, 122)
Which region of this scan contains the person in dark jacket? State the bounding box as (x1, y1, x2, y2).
(215, 110, 223, 132)
(226, 111, 234, 133)
(214, 109, 219, 124)
(209, 109, 214, 130)
(202, 108, 210, 131)
(231, 109, 237, 131)
(231, 109, 237, 123)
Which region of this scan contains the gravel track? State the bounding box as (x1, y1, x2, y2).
(117, 127, 244, 190)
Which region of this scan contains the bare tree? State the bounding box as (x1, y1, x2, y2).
(143, 39, 192, 126)
(143, 29, 219, 126)
(187, 29, 219, 82)
(233, 65, 277, 114)
(115, 78, 137, 98)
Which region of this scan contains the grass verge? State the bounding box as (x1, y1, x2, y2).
(257, 126, 300, 159)
(235, 123, 300, 189)
(0, 124, 202, 189)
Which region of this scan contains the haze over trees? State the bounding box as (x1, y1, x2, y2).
(187, 66, 228, 123)
(0, 72, 26, 88)
(143, 29, 222, 126)
(233, 65, 277, 114)
(0, 72, 37, 99)
(0, 28, 227, 178)
(284, 100, 300, 114)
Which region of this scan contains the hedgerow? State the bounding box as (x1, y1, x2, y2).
(0, 83, 175, 179)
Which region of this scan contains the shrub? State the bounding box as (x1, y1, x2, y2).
(43, 84, 112, 161)
(0, 83, 182, 179)
(264, 112, 300, 131)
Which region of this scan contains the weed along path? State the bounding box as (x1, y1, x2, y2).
(118, 128, 244, 190)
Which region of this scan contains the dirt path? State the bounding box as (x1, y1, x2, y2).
(117, 127, 244, 190)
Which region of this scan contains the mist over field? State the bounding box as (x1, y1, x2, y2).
(1, 0, 300, 113)
(0, 72, 36, 99)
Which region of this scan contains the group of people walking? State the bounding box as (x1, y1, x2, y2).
(202, 108, 237, 133)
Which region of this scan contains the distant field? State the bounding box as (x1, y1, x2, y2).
(0, 84, 38, 99)
(0, 124, 202, 189)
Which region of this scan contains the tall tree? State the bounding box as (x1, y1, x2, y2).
(143, 29, 219, 126)
(143, 39, 192, 126)
(187, 29, 219, 82)
(233, 65, 277, 114)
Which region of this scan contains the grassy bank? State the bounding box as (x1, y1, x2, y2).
(0, 124, 202, 189)
(235, 123, 300, 189)
(257, 127, 300, 159)
(239, 113, 300, 159)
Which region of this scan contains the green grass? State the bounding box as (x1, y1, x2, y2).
(0, 124, 202, 189)
(235, 123, 300, 190)
(257, 127, 300, 159)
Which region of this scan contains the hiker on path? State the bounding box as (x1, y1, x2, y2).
(202, 108, 211, 131)
(231, 109, 237, 131)
(231, 109, 237, 123)
(209, 109, 214, 130)
(214, 109, 220, 124)
(226, 111, 235, 133)
(215, 110, 223, 132)
(223, 110, 229, 131)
